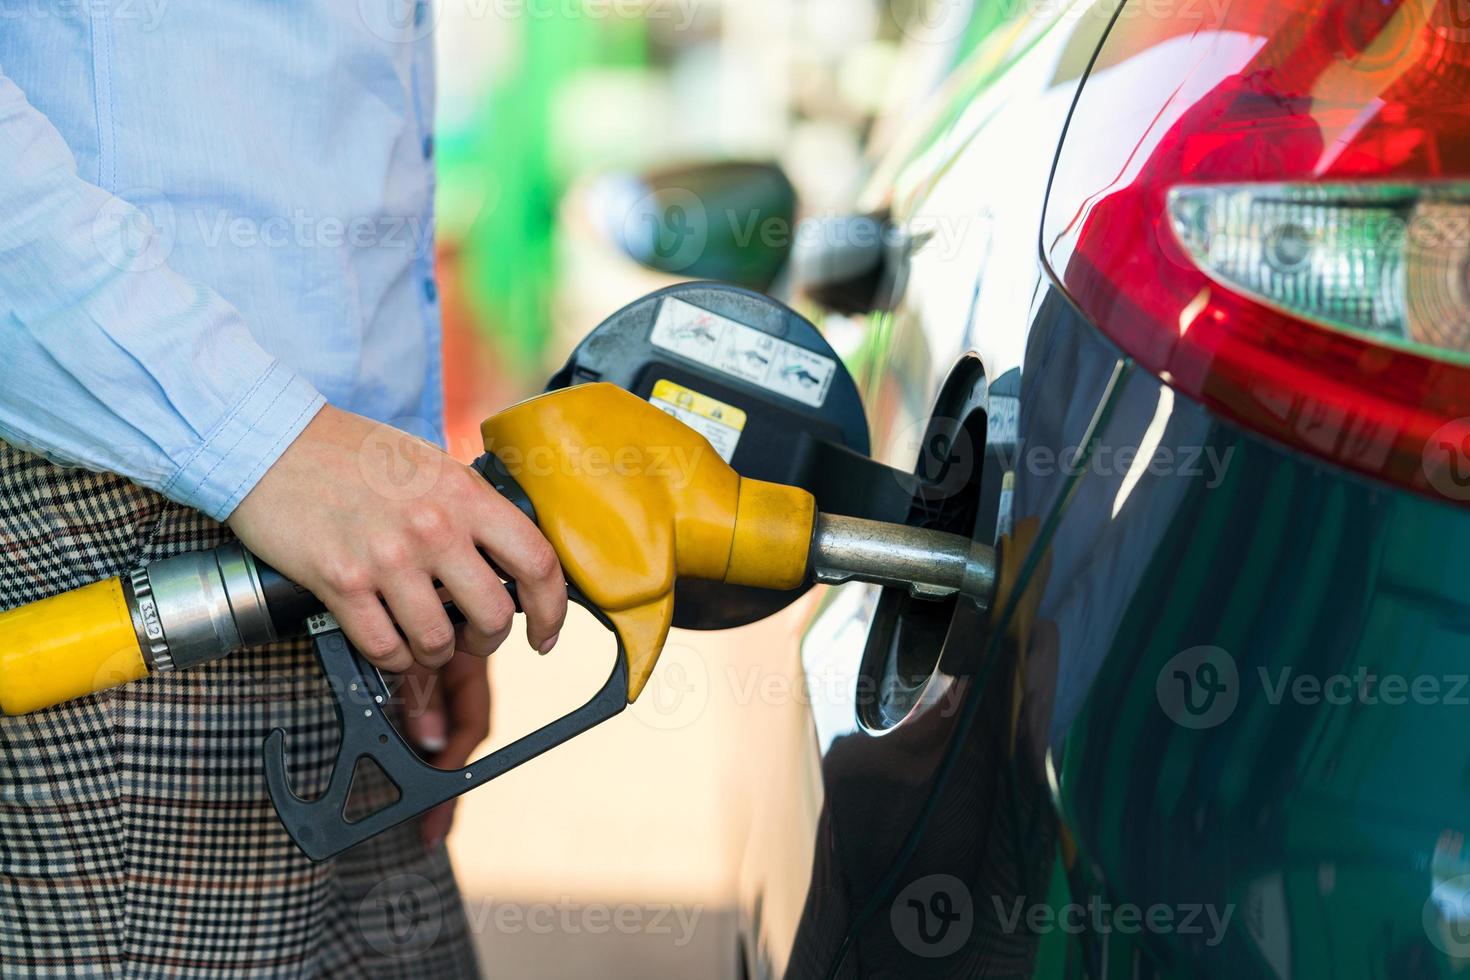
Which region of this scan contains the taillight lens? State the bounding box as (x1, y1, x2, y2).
(1044, 0, 1470, 501)
(1168, 183, 1470, 360)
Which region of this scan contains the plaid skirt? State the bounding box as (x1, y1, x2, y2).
(0, 445, 481, 979)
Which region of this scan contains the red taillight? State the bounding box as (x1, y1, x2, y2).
(1044, 0, 1470, 501)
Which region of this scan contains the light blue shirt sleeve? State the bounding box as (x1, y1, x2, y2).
(0, 66, 326, 522)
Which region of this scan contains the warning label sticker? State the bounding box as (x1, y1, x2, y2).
(649, 297, 837, 408)
(648, 379, 747, 462)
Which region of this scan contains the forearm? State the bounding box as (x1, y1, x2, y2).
(0, 67, 323, 520)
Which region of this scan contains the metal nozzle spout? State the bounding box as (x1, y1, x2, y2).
(809, 513, 997, 609)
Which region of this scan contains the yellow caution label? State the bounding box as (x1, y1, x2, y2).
(648, 379, 746, 462)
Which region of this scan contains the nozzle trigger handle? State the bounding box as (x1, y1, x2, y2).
(262, 580, 627, 861)
(262, 453, 632, 862)
(477, 449, 671, 705)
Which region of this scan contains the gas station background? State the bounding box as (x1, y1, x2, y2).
(432, 0, 989, 451)
(429, 2, 933, 974)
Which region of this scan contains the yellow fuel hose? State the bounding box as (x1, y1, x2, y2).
(0, 577, 147, 715)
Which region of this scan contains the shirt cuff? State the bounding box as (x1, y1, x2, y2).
(163, 363, 326, 522)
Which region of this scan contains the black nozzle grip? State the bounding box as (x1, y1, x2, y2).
(262, 579, 626, 861)
(474, 452, 537, 525)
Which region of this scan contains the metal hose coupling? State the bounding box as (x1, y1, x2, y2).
(0, 543, 282, 716)
(121, 543, 281, 673)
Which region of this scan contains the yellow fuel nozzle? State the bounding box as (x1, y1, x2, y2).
(480, 382, 817, 701)
(478, 383, 1001, 705)
(1, 382, 997, 726)
(0, 383, 820, 718)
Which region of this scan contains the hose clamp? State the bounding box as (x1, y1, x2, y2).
(124, 565, 175, 672)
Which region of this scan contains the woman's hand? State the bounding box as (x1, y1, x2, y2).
(228, 404, 566, 672)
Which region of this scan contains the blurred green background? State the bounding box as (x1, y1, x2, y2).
(430, 0, 996, 457)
